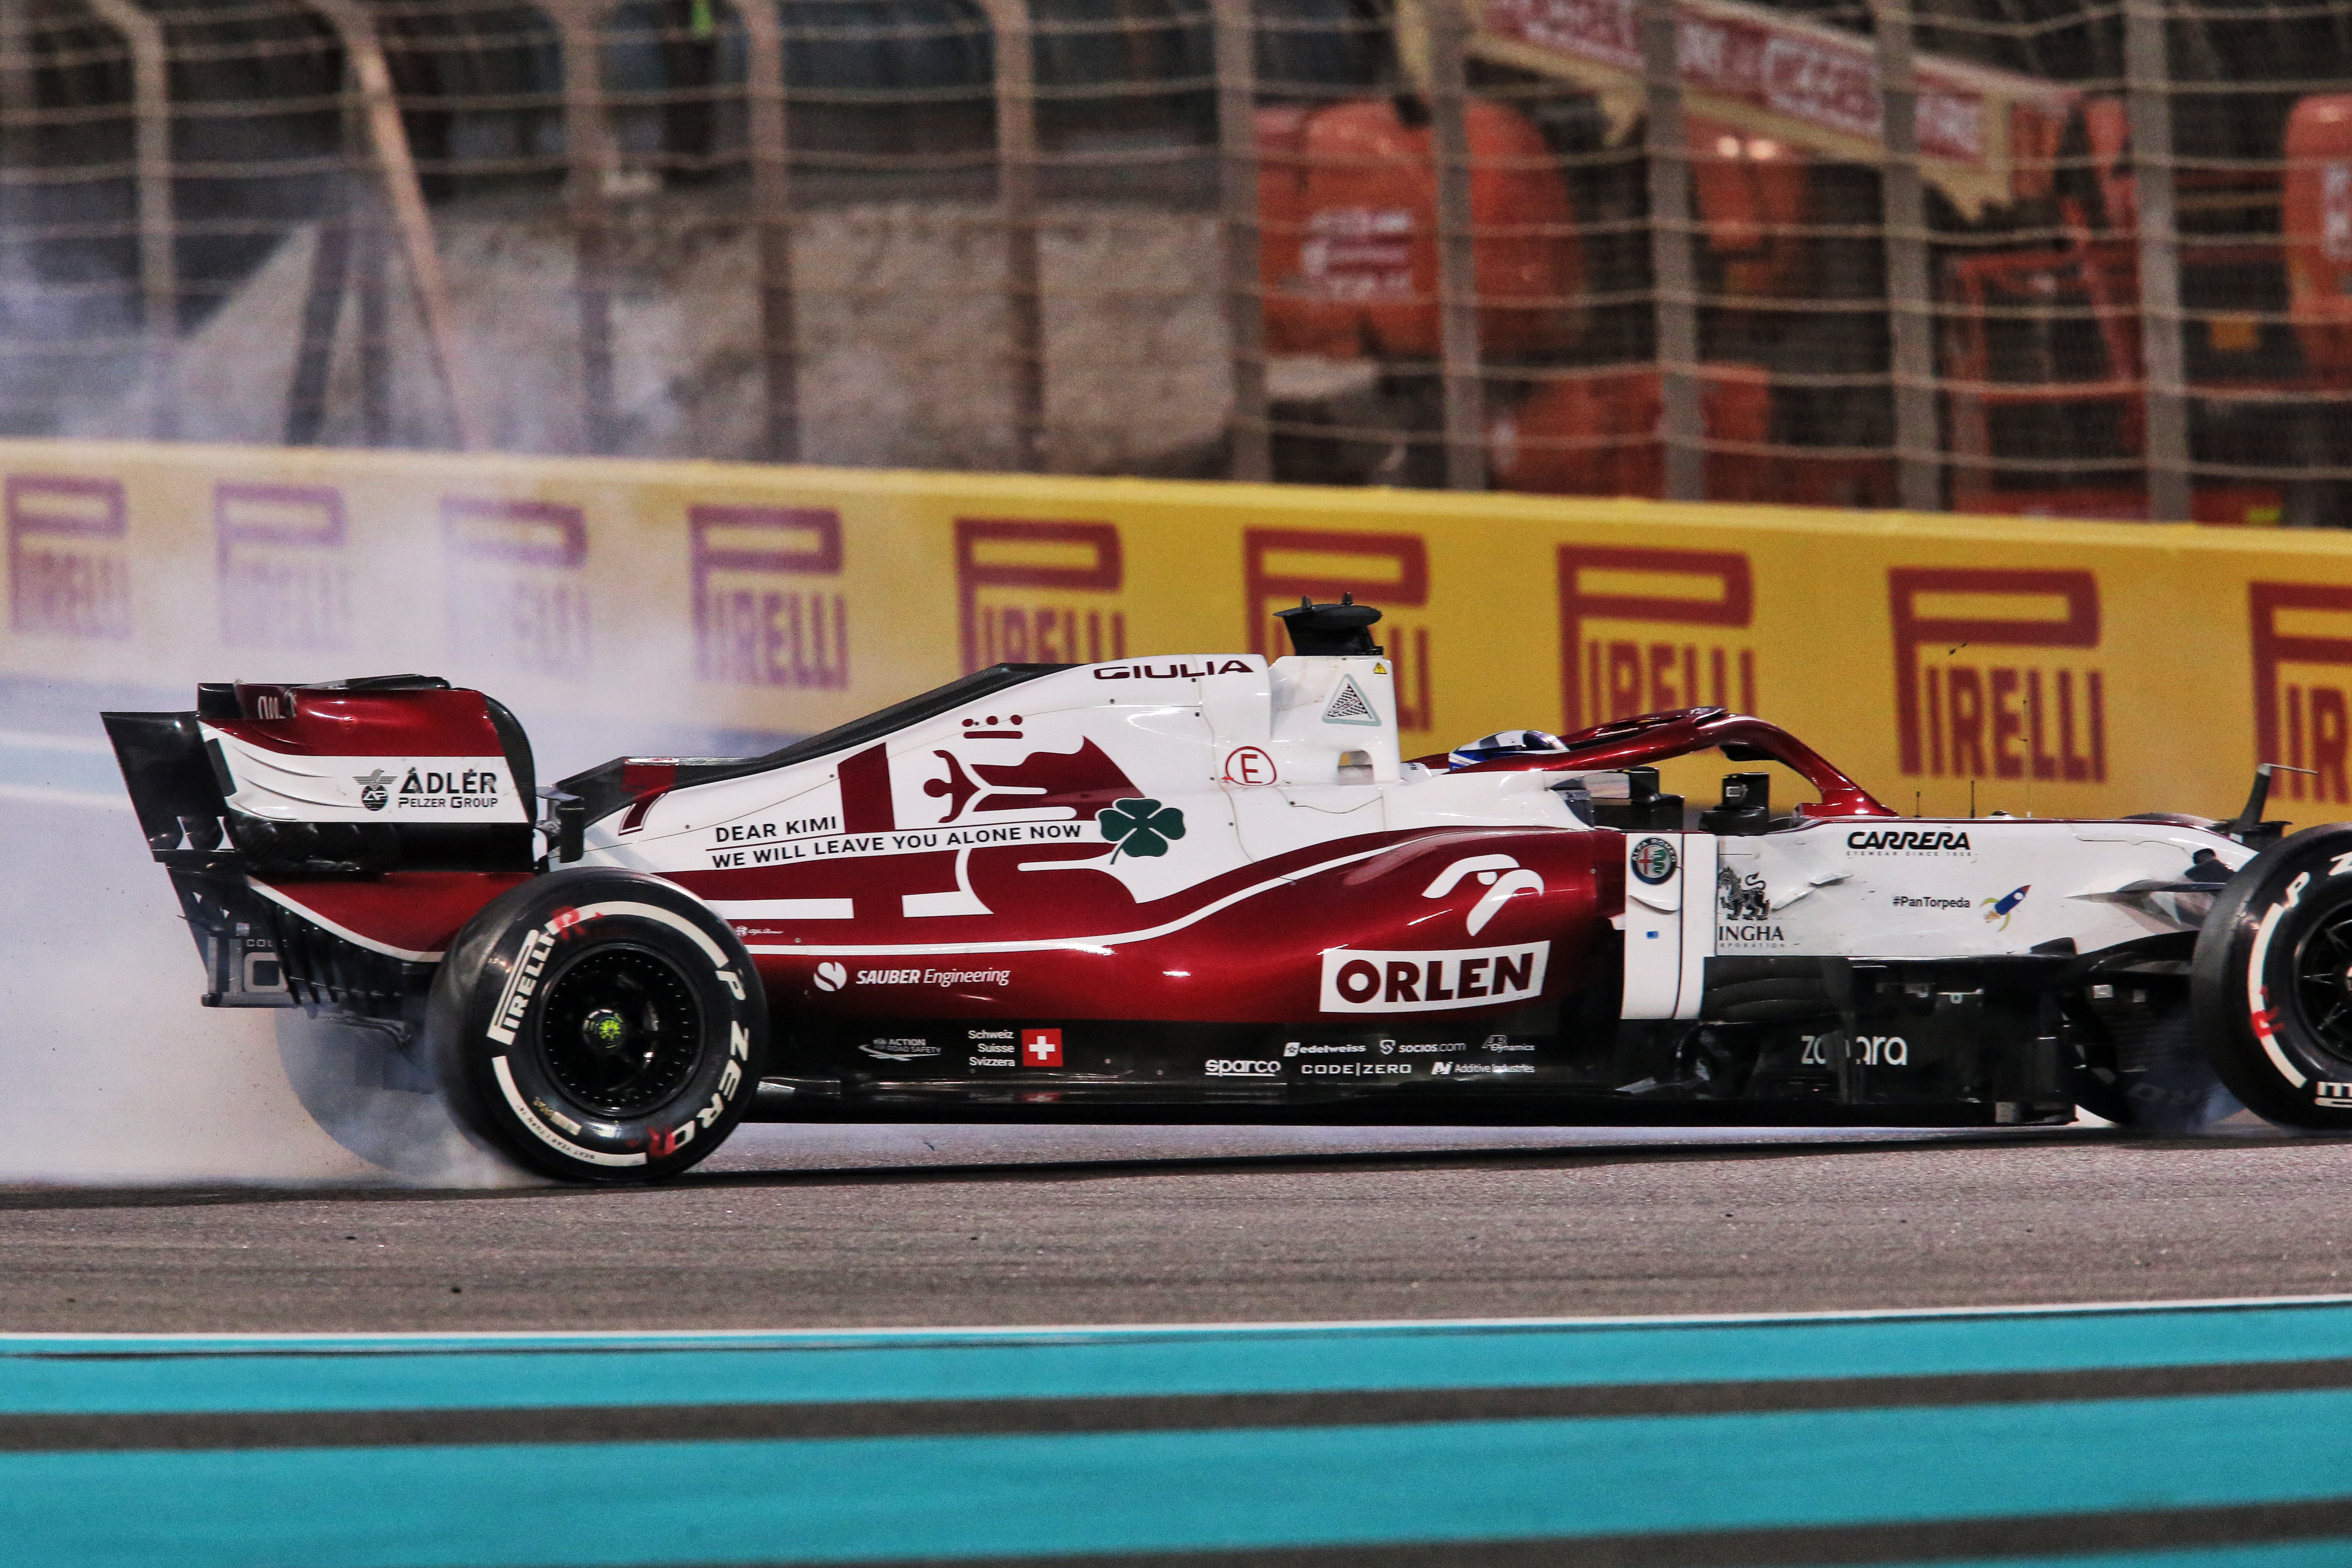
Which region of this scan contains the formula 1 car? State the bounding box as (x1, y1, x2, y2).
(103, 598, 2352, 1181)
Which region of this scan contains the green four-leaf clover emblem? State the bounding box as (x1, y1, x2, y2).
(1099, 797, 1186, 860)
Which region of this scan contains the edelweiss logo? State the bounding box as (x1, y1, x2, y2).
(354, 768, 392, 812)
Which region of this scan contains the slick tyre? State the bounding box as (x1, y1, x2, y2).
(426, 869, 768, 1182)
(2192, 823, 2352, 1130)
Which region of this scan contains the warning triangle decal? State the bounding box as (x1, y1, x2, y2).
(1322, 674, 1381, 726)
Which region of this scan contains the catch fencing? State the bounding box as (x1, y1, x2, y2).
(3, 0, 2352, 521)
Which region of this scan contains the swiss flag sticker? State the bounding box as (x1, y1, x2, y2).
(1022, 1028, 1063, 1067)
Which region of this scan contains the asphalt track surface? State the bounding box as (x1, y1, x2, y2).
(3, 1123, 2352, 1334)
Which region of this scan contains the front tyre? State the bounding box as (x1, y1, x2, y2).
(426, 869, 767, 1182)
(2191, 824, 2352, 1130)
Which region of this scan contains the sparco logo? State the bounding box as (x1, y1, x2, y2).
(1847, 829, 1972, 851)
(1206, 1058, 1282, 1077)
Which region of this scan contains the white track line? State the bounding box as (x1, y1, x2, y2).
(9, 1292, 2352, 1346)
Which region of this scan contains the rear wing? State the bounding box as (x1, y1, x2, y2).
(104, 675, 539, 876)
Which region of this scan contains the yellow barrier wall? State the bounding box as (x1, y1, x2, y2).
(9, 438, 2352, 827)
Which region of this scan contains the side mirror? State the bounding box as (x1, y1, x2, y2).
(1700, 771, 1771, 835)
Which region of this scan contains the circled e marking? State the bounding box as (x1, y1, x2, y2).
(1222, 747, 1277, 786)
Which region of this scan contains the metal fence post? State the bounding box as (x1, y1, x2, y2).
(737, 0, 799, 464)
(1640, 0, 1702, 502)
(1874, 0, 1939, 513)
(981, 0, 1045, 471)
(2125, 0, 2191, 522)
(1211, 0, 1269, 483)
(308, 0, 484, 450)
(1427, 0, 1484, 490)
(546, 0, 619, 455)
(82, 0, 176, 439)
(285, 176, 348, 444)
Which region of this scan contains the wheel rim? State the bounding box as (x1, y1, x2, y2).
(2289, 901, 2352, 1065)
(535, 944, 704, 1116)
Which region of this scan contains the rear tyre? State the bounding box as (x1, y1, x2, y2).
(426, 868, 768, 1182)
(2191, 824, 2352, 1130)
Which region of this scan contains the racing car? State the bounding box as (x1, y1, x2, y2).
(102, 597, 2352, 1182)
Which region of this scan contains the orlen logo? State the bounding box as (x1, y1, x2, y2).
(1558, 546, 1753, 730)
(443, 497, 590, 675)
(692, 505, 846, 689)
(1246, 528, 1433, 731)
(216, 483, 348, 652)
(956, 518, 1125, 673)
(1891, 568, 2103, 782)
(7, 474, 130, 640)
(2252, 582, 2352, 805)
(1320, 943, 1550, 1014)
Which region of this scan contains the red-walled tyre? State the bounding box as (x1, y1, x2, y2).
(2191, 824, 2352, 1130)
(426, 868, 768, 1182)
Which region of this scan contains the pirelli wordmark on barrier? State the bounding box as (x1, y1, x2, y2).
(9, 438, 2352, 827)
(1557, 546, 1755, 732)
(442, 498, 591, 677)
(692, 505, 847, 690)
(2251, 582, 2352, 807)
(8, 474, 129, 641)
(1889, 567, 2105, 784)
(956, 518, 1126, 674)
(215, 483, 347, 653)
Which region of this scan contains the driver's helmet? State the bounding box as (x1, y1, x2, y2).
(1447, 729, 1568, 769)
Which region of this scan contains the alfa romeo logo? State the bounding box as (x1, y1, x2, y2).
(1629, 836, 1678, 885)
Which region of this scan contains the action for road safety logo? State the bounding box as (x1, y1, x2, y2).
(1320, 943, 1549, 1014)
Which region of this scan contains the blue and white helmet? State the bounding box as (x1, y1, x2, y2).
(1447, 729, 1568, 769)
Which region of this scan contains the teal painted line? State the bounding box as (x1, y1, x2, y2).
(10, 1387, 2352, 1566)
(11, 1298, 2352, 1416)
(1954, 1549, 2352, 1568)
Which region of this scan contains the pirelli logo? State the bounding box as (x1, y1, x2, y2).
(1247, 528, 1433, 730)
(216, 483, 349, 651)
(956, 518, 1126, 673)
(8, 474, 130, 640)
(2251, 582, 2352, 805)
(691, 505, 846, 689)
(442, 498, 590, 675)
(1558, 545, 1754, 731)
(1890, 568, 2104, 782)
